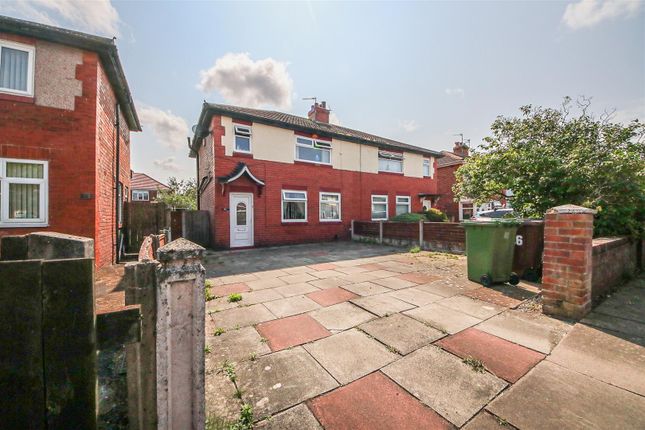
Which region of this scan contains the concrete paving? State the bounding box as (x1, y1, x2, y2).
(202, 242, 645, 429)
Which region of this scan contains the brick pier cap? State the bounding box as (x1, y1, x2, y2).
(546, 205, 597, 215)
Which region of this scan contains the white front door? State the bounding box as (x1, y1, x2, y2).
(229, 193, 253, 247)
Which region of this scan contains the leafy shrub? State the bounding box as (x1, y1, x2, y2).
(423, 208, 448, 222)
(390, 212, 426, 223)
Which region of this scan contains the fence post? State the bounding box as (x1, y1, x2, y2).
(379, 221, 384, 244)
(419, 220, 424, 247)
(155, 238, 206, 430)
(351, 219, 355, 241)
(542, 205, 595, 320)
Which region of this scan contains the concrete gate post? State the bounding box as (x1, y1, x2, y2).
(155, 238, 206, 430)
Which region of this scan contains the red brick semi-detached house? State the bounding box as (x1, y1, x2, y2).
(189, 101, 444, 249)
(0, 16, 141, 267)
(130, 171, 170, 202)
(435, 142, 468, 221)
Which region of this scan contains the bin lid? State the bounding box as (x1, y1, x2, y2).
(462, 219, 521, 227)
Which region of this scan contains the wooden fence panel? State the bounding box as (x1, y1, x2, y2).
(125, 202, 170, 253)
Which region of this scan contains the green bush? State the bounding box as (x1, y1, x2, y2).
(423, 208, 448, 222)
(389, 212, 426, 223)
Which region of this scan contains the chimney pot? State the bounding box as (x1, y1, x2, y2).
(308, 101, 331, 123)
(453, 141, 469, 158)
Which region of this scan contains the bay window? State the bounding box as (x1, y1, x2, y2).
(371, 195, 388, 220)
(319, 192, 341, 221)
(395, 196, 411, 215)
(295, 137, 331, 164)
(378, 150, 403, 173)
(282, 190, 307, 222)
(234, 125, 252, 153)
(0, 158, 48, 227)
(0, 40, 35, 96)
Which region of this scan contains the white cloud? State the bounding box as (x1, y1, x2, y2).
(329, 112, 342, 126)
(0, 0, 120, 36)
(398, 119, 420, 133)
(562, 0, 642, 29)
(153, 157, 181, 172)
(445, 88, 465, 98)
(198, 53, 293, 109)
(137, 104, 189, 151)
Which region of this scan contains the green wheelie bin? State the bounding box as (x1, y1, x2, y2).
(463, 219, 520, 287)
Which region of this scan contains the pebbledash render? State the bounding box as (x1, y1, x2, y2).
(189, 102, 443, 249)
(0, 16, 140, 267)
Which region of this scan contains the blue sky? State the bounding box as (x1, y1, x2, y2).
(2, 1, 644, 182)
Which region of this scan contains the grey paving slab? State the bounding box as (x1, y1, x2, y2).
(359, 313, 445, 354)
(367, 269, 400, 279)
(279, 273, 318, 284)
(239, 289, 284, 306)
(205, 367, 242, 424)
(310, 302, 375, 331)
(383, 345, 507, 427)
(592, 284, 645, 324)
(264, 296, 321, 318)
(308, 277, 352, 289)
(214, 273, 259, 285)
(255, 403, 322, 429)
(342, 281, 391, 297)
(416, 279, 478, 298)
(206, 296, 240, 313)
(304, 329, 398, 384)
(438, 295, 505, 319)
(336, 272, 379, 284)
(548, 323, 645, 396)
(275, 282, 320, 297)
(211, 304, 276, 330)
(404, 303, 482, 334)
(582, 312, 645, 338)
(463, 411, 515, 430)
(235, 347, 339, 419)
(477, 311, 572, 354)
(351, 294, 416, 317)
(371, 276, 418, 290)
(387, 287, 443, 306)
(283, 266, 312, 274)
(488, 361, 645, 430)
(247, 277, 288, 291)
(253, 269, 290, 278)
(206, 326, 271, 365)
(309, 269, 343, 279)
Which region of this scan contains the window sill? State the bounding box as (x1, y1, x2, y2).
(281, 221, 309, 225)
(0, 222, 48, 228)
(233, 151, 254, 159)
(0, 92, 35, 104)
(320, 220, 343, 224)
(294, 160, 333, 168)
(378, 171, 404, 176)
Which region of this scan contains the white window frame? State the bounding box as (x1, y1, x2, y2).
(0, 40, 35, 97)
(371, 194, 388, 221)
(233, 125, 252, 153)
(0, 157, 48, 227)
(423, 158, 434, 178)
(395, 195, 411, 215)
(378, 150, 403, 173)
(294, 136, 332, 165)
(319, 192, 341, 222)
(281, 189, 307, 223)
(132, 190, 150, 201)
(459, 200, 475, 221)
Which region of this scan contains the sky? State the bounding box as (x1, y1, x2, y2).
(1, 0, 644, 183)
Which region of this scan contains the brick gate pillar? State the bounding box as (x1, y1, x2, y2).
(542, 205, 596, 319)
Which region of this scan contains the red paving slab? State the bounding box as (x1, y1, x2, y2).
(309, 372, 453, 430)
(212, 282, 250, 297)
(307, 287, 359, 307)
(397, 272, 442, 284)
(256, 314, 331, 351)
(308, 262, 339, 271)
(436, 328, 545, 383)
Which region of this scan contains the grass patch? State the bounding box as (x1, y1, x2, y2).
(249, 352, 257, 361)
(463, 357, 486, 373)
(228, 293, 243, 303)
(214, 327, 226, 336)
(205, 281, 216, 302)
(205, 345, 211, 354)
(409, 246, 421, 254)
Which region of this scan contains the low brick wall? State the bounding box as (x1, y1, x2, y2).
(137, 233, 167, 262)
(592, 237, 638, 301)
(352, 221, 465, 253)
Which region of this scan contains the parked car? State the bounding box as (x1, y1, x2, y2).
(472, 208, 515, 220)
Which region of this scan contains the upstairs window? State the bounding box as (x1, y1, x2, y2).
(132, 190, 150, 201)
(0, 41, 34, 96)
(320, 192, 341, 221)
(396, 196, 411, 215)
(378, 150, 403, 173)
(423, 158, 433, 177)
(234, 125, 252, 153)
(0, 158, 48, 227)
(371, 195, 388, 220)
(295, 137, 331, 164)
(282, 190, 307, 222)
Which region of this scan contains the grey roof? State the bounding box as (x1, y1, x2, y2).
(190, 103, 442, 158)
(0, 15, 141, 131)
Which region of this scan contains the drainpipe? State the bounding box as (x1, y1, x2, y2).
(189, 137, 200, 210)
(114, 103, 121, 264)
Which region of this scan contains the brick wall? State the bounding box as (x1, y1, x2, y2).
(352, 221, 465, 253)
(198, 116, 439, 249)
(435, 164, 461, 221)
(591, 237, 638, 301)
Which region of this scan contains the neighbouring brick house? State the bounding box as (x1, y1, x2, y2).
(435, 142, 468, 221)
(190, 101, 443, 249)
(0, 16, 140, 267)
(130, 171, 170, 202)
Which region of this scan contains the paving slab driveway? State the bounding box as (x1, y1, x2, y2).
(203, 242, 645, 429)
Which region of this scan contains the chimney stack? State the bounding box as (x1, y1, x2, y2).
(453, 141, 469, 157)
(308, 101, 330, 123)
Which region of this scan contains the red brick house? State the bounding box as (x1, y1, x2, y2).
(0, 16, 140, 267)
(435, 143, 468, 221)
(190, 102, 443, 249)
(130, 171, 170, 202)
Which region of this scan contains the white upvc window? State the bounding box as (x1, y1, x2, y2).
(295, 136, 331, 164)
(378, 150, 403, 173)
(132, 190, 150, 201)
(319, 192, 341, 221)
(371, 195, 388, 220)
(0, 40, 35, 97)
(395, 196, 411, 215)
(459, 200, 475, 221)
(234, 125, 252, 153)
(282, 190, 307, 222)
(0, 158, 48, 227)
(423, 158, 434, 178)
